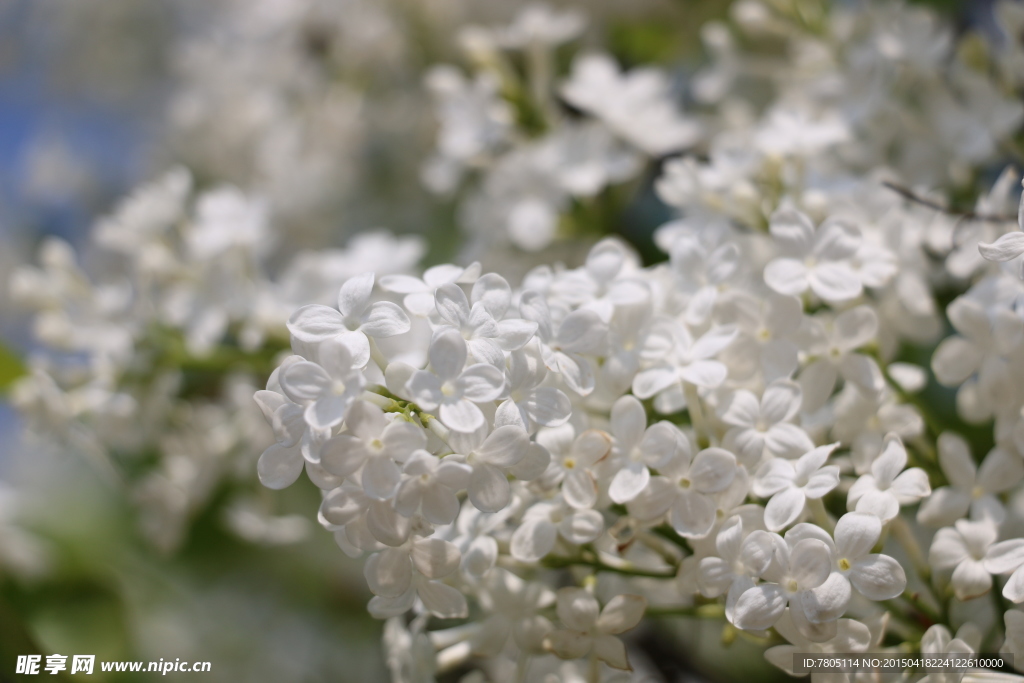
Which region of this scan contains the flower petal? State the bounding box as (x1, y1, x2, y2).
(834, 512, 881, 560)
(418, 580, 469, 619)
(430, 328, 468, 381)
(477, 425, 529, 468)
(456, 363, 506, 402)
(733, 583, 787, 631)
(365, 548, 411, 598)
(557, 587, 600, 632)
(411, 537, 461, 580)
(360, 301, 411, 338)
(609, 462, 650, 504)
(440, 398, 486, 433)
(558, 509, 604, 545)
(803, 572, 852, 623)
(287, 305, 346, 342)
(790, 539, 832, 589)
(597, 594, 647, 634)
(337, 272, 374, 317)
(764, 487, 806, 532)
(468, 462, 511, 512)
(511, 517, 557, 562)
(669, 489, 716, 539)
(979, 231, 1024, 262)
(850, 554, 906, 601)
(257, 443, 303, 489)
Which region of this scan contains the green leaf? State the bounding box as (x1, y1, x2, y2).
(0, 340, 27, 394)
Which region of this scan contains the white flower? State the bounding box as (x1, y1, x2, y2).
(279, 341, 367, 431)
(1002, 610, 1024, 671)
(717, 292, 803, 383)
(918, 434, 1022, 527)
(253, 390, 306, 489)
(287, 272, 411, 368)
(931, 519, 999, 600)
(978, 181, 1024, 275)
(382, 617, 436, 683)
(448, 425, 530, 513)
(634, 445, 738, 539)
(831, 382, 924, 474)
(407, 328, 506, 433)
(318, 401, 427, 500)
(984, 534, 1024, 603)
(543, 588, 647, 671)
(847, 434, 931, 522)
(918, 623, 980, 683)
(470, 569, 556, 657)
(519, 290, 606, 396)
(607, 395, 687, 504)
(698, 516, 775, 623)
(719, 380, 814, 466)
(185, 186, 269, 260)
(537, 426, 611, 510)
(510, 497, 604, 563)
(423, 67, 512, 188)
(797, 306, 884, 412)
(667, 231, 740, 325)
(495, 4, 585, 48)
(379, 262, 481, 317)
(394, 450, 471, 525)
(494, 339, 572, 432)
(930, 295, 1021, 421)
(364, 536, 468, 620)
(560, 53, 701, 156)
(632, 321, 737, 411)
(536, 122, 641, 198)
(788, 512, 907, 624)
(763, 208, 863, 303)
(732, 535, 833, 633)
(754, 105, 850, 158)
(433, 275, 537, 366)
(764, 610, 873, 683)
(753, 444, 841, 532)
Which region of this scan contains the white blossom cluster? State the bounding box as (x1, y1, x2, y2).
(244, 0, 1024, 679)
(13, 0, 1024, 681)
(8, 167, 425, 552)
(165, 0, 403, 243)
(424, 5, 701, 256)
(251, 198, 1021, 680)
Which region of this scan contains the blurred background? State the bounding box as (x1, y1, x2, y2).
(0, 0, 998, 681)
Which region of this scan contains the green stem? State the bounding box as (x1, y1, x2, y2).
(368, 337, 389, 372)
(876, 358, 944, 441)
(421, 414, 452, 447)
(807, 497, 834, 534)
(647, 604, 725, 619)
(898, 590, 943, 626)
(542, 555, 676, 580)
(890, 515, 932, 585)
(683, 382, 710, 448)
(361, 391, 391, 409)
(651, 524, 693, 554)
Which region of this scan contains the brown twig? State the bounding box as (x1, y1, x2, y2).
(882, 181, 1016, 223)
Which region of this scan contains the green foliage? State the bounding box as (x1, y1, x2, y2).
(0, 340, 26, 395)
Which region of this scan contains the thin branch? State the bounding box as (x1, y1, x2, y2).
(882, 181, 1016, 223)
(646, 603, 725, 619)
(541, 555, 677, 580)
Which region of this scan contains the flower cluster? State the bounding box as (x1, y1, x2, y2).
(251, 200, 1013, 679)
(240, 1, 1024, 677)
(9, 167, 425, 552)
(12, 0, 1024, 681)
(423, 5, 700, 255)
